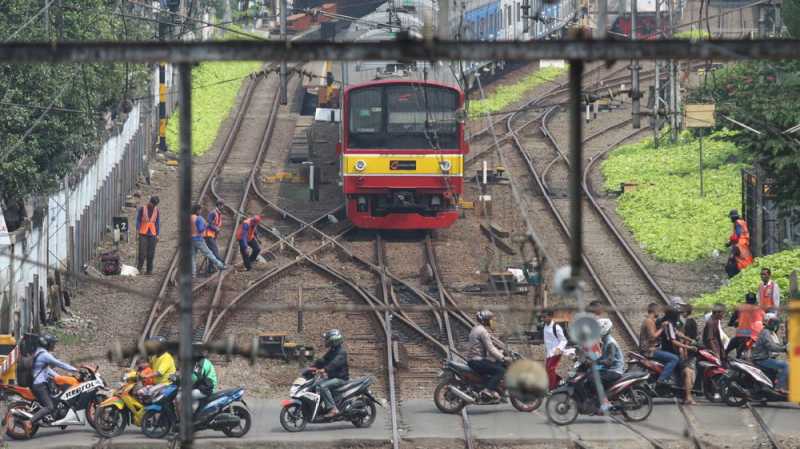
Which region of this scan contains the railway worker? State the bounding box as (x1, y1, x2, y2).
(702, 303, 729, 362)
(639, 303, 680, 387)
(191, 204, 227, 277)
(725, 210, 753, 277)
(236, 215, 262, 271)
(467, 310, 510, 401)
(726, 292, 765, 359)
(204, 200, 225, 274)
(542, 310, 570, 390)
(136, 196, 160, 275)
(758, 268, 781, 313)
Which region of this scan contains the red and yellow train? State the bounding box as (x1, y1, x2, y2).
(341, 80, 467, 230)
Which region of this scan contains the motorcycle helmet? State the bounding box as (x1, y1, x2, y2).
(476, 310, 495, 326)
(147, 336, 167, 354)
(192, 342, 207, 361)
(765, 315, 781, 332)
(323, 329, 343, 348)
(598, 318, 613, 337)
(37, 333, 57, 351)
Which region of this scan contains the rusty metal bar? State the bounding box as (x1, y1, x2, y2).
(0, 39, 799, 63)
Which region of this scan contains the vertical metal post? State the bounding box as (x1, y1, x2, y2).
(631, 0, 640, 129)
(177, 63, 195, 448)
(668, 0, 677, 141)
(158, 2, 169, 152)
(596, 0, 607, 38)
(56, 0, 63, 40)
(699, 130, 704, 197)
(43, 0, 49, 37)
(653, 0, 660, 147)
(568, 60, 584, 278)
(437, 0, 450, 39)
(279, 0, 288, 106)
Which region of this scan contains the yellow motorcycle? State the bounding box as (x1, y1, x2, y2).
(95, 371, 164, 438)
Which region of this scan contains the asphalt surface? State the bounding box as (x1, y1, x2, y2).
(6, 399, 800, 448)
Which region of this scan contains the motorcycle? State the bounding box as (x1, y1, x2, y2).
(545, 361, 652, 425)
(720, 358, 788, 406)
(627, 347, 727, 402)
(433, 352, 542, 414)
(141, 377, 251, 439)
(4, 365, 106, 440)
(279, 368, 380, 432)
(95, 370, 167, 438)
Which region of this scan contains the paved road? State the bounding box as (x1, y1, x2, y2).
(6, 399, 800, 448)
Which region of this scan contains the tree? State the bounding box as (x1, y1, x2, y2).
(784, 0, 800, 37)
(687, 61, 800, 207)
(0, 1, 151, 206)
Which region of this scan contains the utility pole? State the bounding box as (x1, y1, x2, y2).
(43, 0, 49, 37)
(279, 0, 288, 105)
(668, 0, 677, 142)
(653, 0, 661, 147)
(56, 0, 63, 41)
(630, 0, 640, 129)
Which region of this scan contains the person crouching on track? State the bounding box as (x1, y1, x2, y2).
(467, 310, 510, 401)
(204, 200, 225, 274)
(312, 329, 349, 418)
(236, 215, 262, 271)
(190, 204, 227, 277)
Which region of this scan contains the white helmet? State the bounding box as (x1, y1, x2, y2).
(598, 318, 613, 336)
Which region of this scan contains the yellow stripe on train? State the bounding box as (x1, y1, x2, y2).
(343, 154, 463, 176)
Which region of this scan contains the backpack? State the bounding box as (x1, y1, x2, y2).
(101, 251, 121, 275)
(16, 351, 42, 388)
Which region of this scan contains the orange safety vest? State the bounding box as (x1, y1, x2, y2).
(190, 214, 203, 239)
(759, 281, 777, 310)
(138, 206, 159, 236)
(735, 304, 764, 339)
(732, 219, 753, 270)
(236, 218, 257, 242)
(204, 209, 222, 238)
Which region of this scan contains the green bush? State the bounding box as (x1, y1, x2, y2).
(166, 61, 262, 155)
(601, 130, 743, 262)
(469, 66, 565, 118)
(693, 248, 800, 308)
(674, 29, 710, 40)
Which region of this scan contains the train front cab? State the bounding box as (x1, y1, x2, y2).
(341, 80, 466, 230)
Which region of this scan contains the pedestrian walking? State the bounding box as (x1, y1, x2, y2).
(702, 303, 729, 363)
(236, 215, 262, 271)
(758, 267, 781, 313)
(136, 196, 160, 274)
(190, 204, 226, 277)
(726, 292, 764, 359)
(204, 200, 225, 274)
(542, 310, 572, 390)
(725, 209, 753, 277)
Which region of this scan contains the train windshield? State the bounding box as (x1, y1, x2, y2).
(348, 84, 459, 150)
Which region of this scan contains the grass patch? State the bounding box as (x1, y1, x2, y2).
(601, 129, 743, 263)
(674, 29, 710, 40)
(166, 61, 262, 156)
(469, 66, 565, 118)
(693, 248, 800, 308)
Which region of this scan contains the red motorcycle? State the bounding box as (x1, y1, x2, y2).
(627, 348, 727, 402)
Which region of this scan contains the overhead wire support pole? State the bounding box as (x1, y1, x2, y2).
(568, 59, 584, 282)
(279, 0, 288, 105)
(631, 0, 640, 128)
(177, 62, 195, 448)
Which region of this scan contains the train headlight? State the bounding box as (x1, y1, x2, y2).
(354, 160, 367, 172)
(439, 160, 452, 172)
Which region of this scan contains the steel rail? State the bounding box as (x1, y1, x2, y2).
(747, 404, 783, 449)
(375, 236, 401, 449)
(674, 399, 706, 449)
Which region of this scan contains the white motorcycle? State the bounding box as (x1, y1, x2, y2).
(5, 365, 107, 440)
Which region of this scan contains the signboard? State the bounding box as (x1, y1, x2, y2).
(684, 104, 716, 128)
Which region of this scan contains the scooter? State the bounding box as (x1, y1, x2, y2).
(720, 358, 788, 406)
(545, 361, 652, 425)
(279, 368, 380, 432)
(628, 347, 727, 402)
(5, 365, 106, 440)
(433, 352, 542, 414)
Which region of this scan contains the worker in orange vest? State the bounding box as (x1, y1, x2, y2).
(726, 292, 765, 359)
(725, 209, 753, 278)
(190, 204, 227, 277)
(204, 200, 225, 274)
(758, 267, 781, 313)
(236, 215, 262, 271)
(136, 196, 160, 274)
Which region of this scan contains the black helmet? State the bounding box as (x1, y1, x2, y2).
(147, 336, 167, 354)
(322, 329, 343, 348)
(729, 209, 740, 219)
(766, 315, 781, 331)
(745, 292, 757, 304)
(476, 310, 495, 325)
(192, 342, 206, 361)
(37, 333, 57, 351)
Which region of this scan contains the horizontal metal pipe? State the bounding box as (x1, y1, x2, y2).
(0, 39, 797, 63)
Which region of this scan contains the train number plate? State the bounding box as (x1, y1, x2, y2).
(389, 160, 416, 170)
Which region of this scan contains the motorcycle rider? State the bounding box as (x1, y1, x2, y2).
(146, 336, 176, 384)
(191, 343, 218, 411)
(467, 310, 510, 401)
(311, 329, 349, 418)
(752, 316, 788, 393)
(596, 319, 625, 385)
(727, 293, 765, 359)
(25, 334, 79, 435)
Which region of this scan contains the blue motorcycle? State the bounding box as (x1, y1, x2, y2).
(141, 379, 251, 438)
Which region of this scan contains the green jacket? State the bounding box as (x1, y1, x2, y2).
(192, 358, 218, 392)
